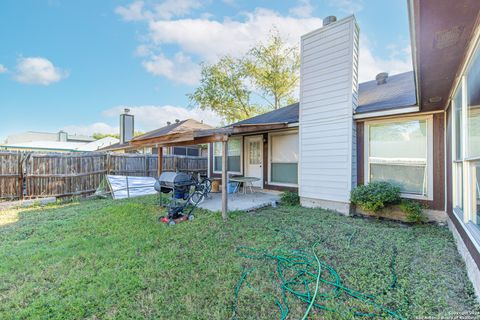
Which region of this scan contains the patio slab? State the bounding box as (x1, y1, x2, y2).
(198, 190, 282, 212)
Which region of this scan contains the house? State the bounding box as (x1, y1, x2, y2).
(0, 130, 118, 153)
(111, 0, 480, 295)
(203, 2, 479, 297)
(99, 109, 208, 157)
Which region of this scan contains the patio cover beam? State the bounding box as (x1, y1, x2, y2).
(221, 139, 228, 219)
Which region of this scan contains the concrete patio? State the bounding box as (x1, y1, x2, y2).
(198, 189, 282, 212)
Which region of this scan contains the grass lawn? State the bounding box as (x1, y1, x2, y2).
(0, 196, 478, 319)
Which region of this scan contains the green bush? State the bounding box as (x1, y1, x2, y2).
(400, 199, 427, 223)
(350, 181, 401, 213)
(281, 191, 300, 206)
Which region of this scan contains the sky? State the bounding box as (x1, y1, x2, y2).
(0, 0, 412, 141)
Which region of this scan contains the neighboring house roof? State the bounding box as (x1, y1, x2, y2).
(97, 141, 130, 152)
(0, 141, 87, 152)
(355, 71, 417, 114)
(132, 119, 214, 142)
(227, 71, 416, 125)
(0, 137, 119, 152)
(4, 131, 95, 144)
(76, 137, 119, 151)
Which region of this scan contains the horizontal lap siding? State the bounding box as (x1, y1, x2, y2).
(299, 16, 359, 202)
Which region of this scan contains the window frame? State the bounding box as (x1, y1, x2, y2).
(364, 115, 434, 200)
(212, 136, 243, 175)
(451, 43, 480, 227)
(268, 130, 299, 187)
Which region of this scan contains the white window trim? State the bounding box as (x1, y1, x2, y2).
(268, 130, 299, 188)
(364, 115, 434, 201)
(212, 136, 243, 175)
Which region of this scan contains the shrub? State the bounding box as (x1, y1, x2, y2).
(281, 191, 300, 206)
(400, 199, 427, 223)
(350, 181, 401, 213)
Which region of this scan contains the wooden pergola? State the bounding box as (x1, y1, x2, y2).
(129, 122, 290, 219)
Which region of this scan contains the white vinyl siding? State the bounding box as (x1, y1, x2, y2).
(299, 16, 359, 202)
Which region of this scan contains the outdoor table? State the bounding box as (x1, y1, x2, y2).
(229, 176, 260, 194)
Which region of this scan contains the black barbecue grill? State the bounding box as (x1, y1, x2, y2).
(154, 171, 211, 225)
(155, 172, 195, 197)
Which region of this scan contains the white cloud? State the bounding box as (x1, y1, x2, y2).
(142, 52, 200, 85)
(14, 57, 68, 85)
(327, 0, 363, 13)
(153, 0, 203, 20)
(62, 122, 118, 136)
(146, 9, 322, 62)
(358, 38, 412, 83)
(115, 1, 148, 21)
(0, 64, 7, 73)
(63, 104, 222, 137)
(115, 0, 202, 21)
(103, 105, 222, 130)
(118, 2, 411, 88)
(289, 0, 314, 18)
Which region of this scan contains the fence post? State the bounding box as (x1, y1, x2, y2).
(144, 154, 148, 176)
(106, 153, 111, 175)
(157, 147, 163, 177)
(18, 152, 24, 200)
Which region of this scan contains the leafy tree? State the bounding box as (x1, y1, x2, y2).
(188, 56, 259, 123)
(244, 32, 300, 110)
(92, 133, 119, 140)
(92, 131, 144, 140)
(188, 31, 300, 123)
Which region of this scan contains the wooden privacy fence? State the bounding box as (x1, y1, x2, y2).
(0, 152, 22, 199)
(0, 151, 207, 200)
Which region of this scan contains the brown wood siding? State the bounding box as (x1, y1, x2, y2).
(431, 112, 445, 210)
(209, 133, 295, 192)
(356, 122, 364, 185)
(263, 133, 268, 189)
(446, 107, 453, 214)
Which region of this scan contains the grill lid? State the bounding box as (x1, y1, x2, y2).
(156, 172, 194, 190)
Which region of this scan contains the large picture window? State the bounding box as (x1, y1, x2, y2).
(366, 118, 431, 197)
(467, 46, 480, 158)
(270, 132, 299, 185)
(213, 137, 242, 173)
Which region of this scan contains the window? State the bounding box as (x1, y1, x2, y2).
(213, 137, 242, 173)
(472, 161, 480, 226)
(173, 147, 187, 156)
(366, 118, 432, 198)
(466, 47, 480, 158)
(187, 148, 199, 157)
(453, 85, 464, 210)
(270, 132, 299, 185)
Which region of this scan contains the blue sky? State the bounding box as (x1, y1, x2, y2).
(0, 0, 412, 141)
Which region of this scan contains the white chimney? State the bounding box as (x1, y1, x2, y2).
(298, 15, 359, 214)
(119, 108, 134, 144)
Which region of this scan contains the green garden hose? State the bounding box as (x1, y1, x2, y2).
(231, 232, 405, 320)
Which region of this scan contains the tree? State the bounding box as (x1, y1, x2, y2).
(188, 31, 300, 123)
(188, 56, 259, 124)
(244, 32, 300, 110)
(92, 131, 144, 140)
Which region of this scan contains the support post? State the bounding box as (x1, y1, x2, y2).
(221, 139, 228, 219)
(157, 145, 163, 177)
